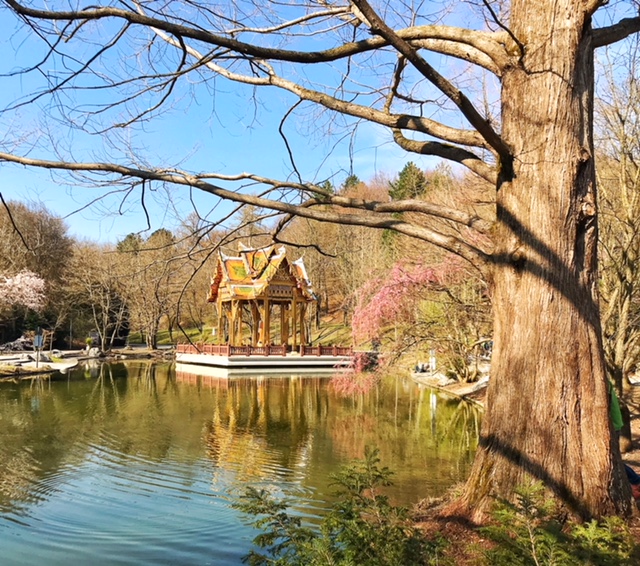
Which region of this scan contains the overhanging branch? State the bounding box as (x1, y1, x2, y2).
(4, 0, 509, 69)
(0, 151, 490, 265)
(393, 129, 497, 184)
(351, 0, 511, 162)
(148, 25, 489, 148)
(593, 17, 640, 48)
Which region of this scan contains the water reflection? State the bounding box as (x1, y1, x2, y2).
(0, 362, 480, 565)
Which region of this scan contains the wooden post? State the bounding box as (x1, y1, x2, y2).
(217, 301, 224, 344)
(281, 304, 289, 348)
(251, 301, 260, 346)
(230, 301, 240, 346)
(224, 304, 233, 345)
(299, 303, 306, 345)
(263, 297, 271, 345)
(291, 298, 298, 350)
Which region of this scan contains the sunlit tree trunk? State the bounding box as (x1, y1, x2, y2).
(459, 0, 631, 519)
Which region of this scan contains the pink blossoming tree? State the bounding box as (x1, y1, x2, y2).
(352, 257, 489, 377)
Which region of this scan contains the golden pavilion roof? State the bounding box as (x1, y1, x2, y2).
(208, 244, 316, 303)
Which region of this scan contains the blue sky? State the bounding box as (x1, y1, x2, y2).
(0, 112, 421, 243)
(2, 1, 634, 244)
(0, 5, 437, 244)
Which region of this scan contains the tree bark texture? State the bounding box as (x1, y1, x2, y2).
(460, 0, 632, 519)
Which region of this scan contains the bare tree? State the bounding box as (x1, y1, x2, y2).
(597, 39, 640, 388)
(0, 200, 72, 283)
(69, 243, 129, 351)
(117, 229, 181, 349)
(595, 38, 640, 452)
(2, 0, 639, 519)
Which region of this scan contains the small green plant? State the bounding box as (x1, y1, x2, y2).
(571, 516, 637, 566)
(233, 447, 444, 566)
(481, 483, 639, 565)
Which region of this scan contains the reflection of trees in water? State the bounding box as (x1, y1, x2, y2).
(88, 363, 121, 415)
(325, 379, 480, 490)
(0, 361, 185, 516)
(0, 376, 85, 512)
(0, 365, 481, 514)
(327, 414, 379, 460)
(202, 378, 328, 484)
(103, 362, 177, 460)
(0, 445, 40, 508)
(0, 391, 43, 511)
(438, 396, 481, 453)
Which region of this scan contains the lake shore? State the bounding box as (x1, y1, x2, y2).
(411, 371, 489, 406)
(0, 346, 171, 380)
(412, 373, 640, 563)
(411, 371, 640, 472)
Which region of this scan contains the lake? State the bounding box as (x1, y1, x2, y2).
(0, 361, 480, 565)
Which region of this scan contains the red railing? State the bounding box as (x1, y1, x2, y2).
(299, 345, 353, 357)
(176, 343, 352, 357)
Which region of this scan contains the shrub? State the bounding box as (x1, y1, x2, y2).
(233, 447, 444, 565)
(481, 483, 640, 565)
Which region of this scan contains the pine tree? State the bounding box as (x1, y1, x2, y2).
(388, 162, 427, 200)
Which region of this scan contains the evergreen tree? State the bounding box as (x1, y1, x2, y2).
(388, 162, 427, 200)
(341, 174, 361, 192)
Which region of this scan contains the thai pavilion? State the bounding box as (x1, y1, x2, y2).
(207, 244, 317, 349)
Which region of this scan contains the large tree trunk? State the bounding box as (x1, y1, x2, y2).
(459, 0, 631, 519)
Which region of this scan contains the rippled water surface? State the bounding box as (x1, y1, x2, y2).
(0, 362, 480, 565)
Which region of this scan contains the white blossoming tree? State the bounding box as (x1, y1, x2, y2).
(0, 271, 46, 312)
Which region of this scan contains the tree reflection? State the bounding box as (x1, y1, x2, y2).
(0, 363, 480, 516)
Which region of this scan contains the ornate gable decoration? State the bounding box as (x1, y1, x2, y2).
(273, 262, 292, 282)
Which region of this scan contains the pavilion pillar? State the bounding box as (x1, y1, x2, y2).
(230, 301, 241, 346)
(224, 303, 233, 344)
(251, 301, 260, 346)
(280, 304, 289, 347)
(291, 299, 298, 350)
(238, 301, 245, 345)
(299, 303, 307, 345)
(216, 300, 224, 344)
(263, 297, 271, 345)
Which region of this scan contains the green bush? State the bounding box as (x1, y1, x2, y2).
(233, 447, 444, 565)
(481, 483, 639, 565)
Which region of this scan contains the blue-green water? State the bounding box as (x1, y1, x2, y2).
(0, 361, 480, 565)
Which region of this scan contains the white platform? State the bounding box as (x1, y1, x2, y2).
(175, 352, 352, 378)
(175, 362, 347, 379)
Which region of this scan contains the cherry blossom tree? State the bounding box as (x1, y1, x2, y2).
(0, 271, 46, 311)
(352, 256, 489, 376)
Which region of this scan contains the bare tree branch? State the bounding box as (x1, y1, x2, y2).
(350, 0, 511, 161)
(2, 0, 510, 182)
(594, 17, 640, 48)
(0, 192, 32, 252)
(144, 24, 491, 150)
(392, 129, 497, 184)
(4, 0, 509, 69)
(0, 151, 490, 264)
(411, 38, 503, 75)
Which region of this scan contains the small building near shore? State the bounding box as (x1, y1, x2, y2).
(207, 244, 317, 349)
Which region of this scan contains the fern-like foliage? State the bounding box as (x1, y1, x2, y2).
(481, 483, 640, 566)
